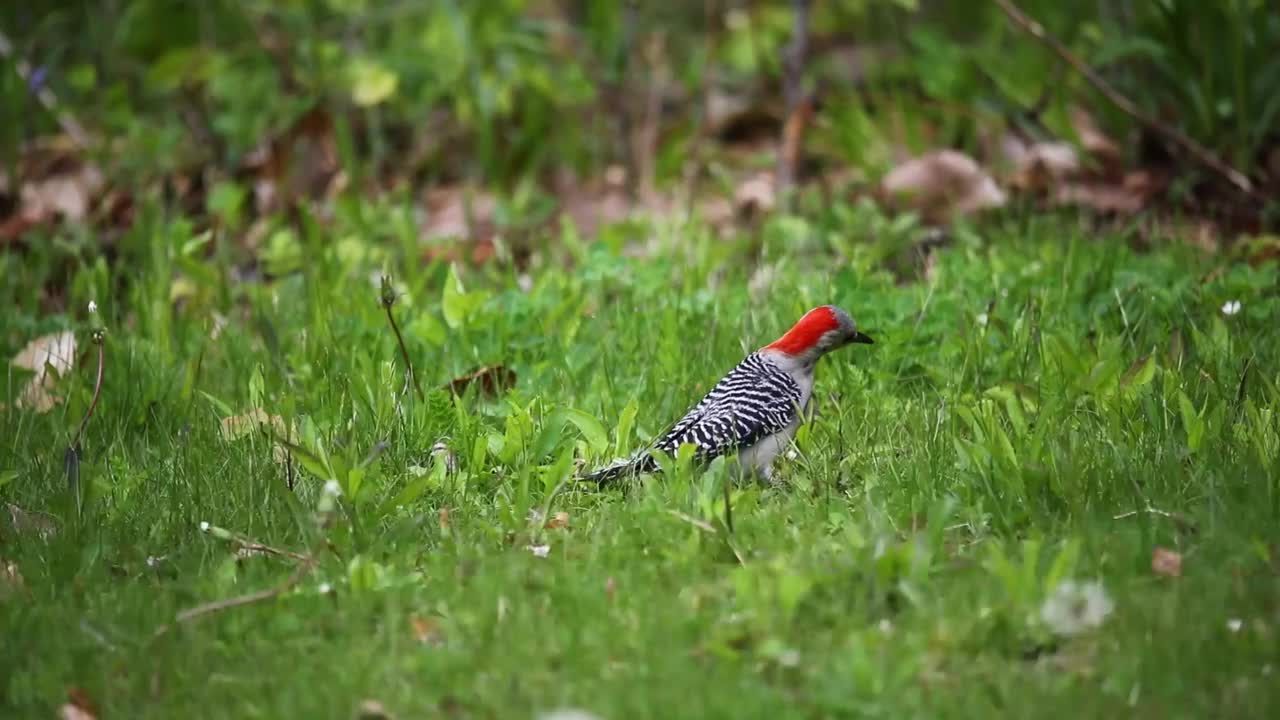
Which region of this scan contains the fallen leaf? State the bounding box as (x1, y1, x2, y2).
(409, 615, 445, 645)
(546, 511, 570, 529)
(733, 171, 776, 219)
(1012, 141, 1081, 192)
(10, 330, 76, 413)
(1, 560, 24, 592)
(1052, 171, 1158, 215)
(1151, 547, 1183, 577)
(61, 687, 97, 720)
(881, 150, 1006, 223)
(220, 408, 290, 441)
(421, 186, 497, 244)
(355, 699, 396, 720)
(12, 330, 76, 375)
(5, 503, 58, 539)
(444, 365, 516, 398)
(1070, 107, 1122, 173)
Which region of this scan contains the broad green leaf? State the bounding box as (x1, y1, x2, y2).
(441, 264, 473, 329)
(249, 364, 265, 408)
(615, 397, 639, 456)
(0, 469, 17, 491)
(276, 437, 334, 482)
(350, 58, 399, 106)
(564, 409, 609, 454)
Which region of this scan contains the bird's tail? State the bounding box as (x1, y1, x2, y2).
(581, 454, 657, 485)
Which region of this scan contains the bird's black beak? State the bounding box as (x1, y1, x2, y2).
(850, 331, 874, 345)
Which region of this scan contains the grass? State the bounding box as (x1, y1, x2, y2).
(2, 202, 1279, 718)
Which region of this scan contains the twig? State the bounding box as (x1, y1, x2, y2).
(379, 276, 424, 403)
(1113, 507, 1197, 532)
(665, 509, 717, 534)
(70, 329, 105, 449)
(170, 554, 317, 627)
(992, 0, 1255, 196)
(152, 525, 324, 639)
(776, 0, 813, 203)
(0, 30, 91, 148)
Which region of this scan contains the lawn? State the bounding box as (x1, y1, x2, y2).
(3, 206, 1279, 718)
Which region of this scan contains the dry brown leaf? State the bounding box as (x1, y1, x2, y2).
(881, 150, 1007, 223)
(546, 511, 570, 530)
(6, 503, 58, 539)
(61, 687, 98, 720)
(409, 615, 445, 645)
(11, 330, 76, 413)
(444, 365, 516, 398)
(355, 699, 396, 720)
(1070, 107, 1123, 173)
(1151, 547, 1183, 577)
(421, 186, 497, 243)
(1, 560, 24, 591)
(438, 507, 451, 531)
(220, 408, 290, 442)
(240, 106, 341, 215)
(605, 576, 617, 603)
(733, 171, 776, 219)
(1013, 141, 1081, 192)
(1052, 171, 1156, 215)
(12, 330, 76, 375)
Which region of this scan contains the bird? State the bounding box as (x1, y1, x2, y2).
(583, 305, 873, 484)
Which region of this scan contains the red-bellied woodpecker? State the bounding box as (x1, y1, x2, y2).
(584, 305, 873, 484)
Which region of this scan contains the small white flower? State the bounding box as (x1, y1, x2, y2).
(318, 582, 332, 594)
(877, 619, 893, 634)
(1040, 580, 1114, 636)
(87, 300, 98, 314)
(323, 480, 342, 497)
(1227, 618, 1243, 633)
(199, 521, 211, 532)
(976, 312, 989, 327)
(526, 544, 551, 558)
(1221, 300, 1242, 316)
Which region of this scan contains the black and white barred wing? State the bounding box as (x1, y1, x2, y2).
(582, 353, 802, 484)
(651, 352, 802, 462)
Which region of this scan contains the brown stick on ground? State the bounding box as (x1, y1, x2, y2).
(992, 0, 1255, 196)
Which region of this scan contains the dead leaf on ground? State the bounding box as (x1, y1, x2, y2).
(1, 560, 24, 592)
(1052, 171, 1159, 215)
(410, 615, 445, 646)
(5, 503, 59, 540)
(10, 330, 77, 413)
(880, 150, 1007, 224)
(61, 687, 98, 720)
(1070, 107, 1123, 174)
(239, 106, 342, 215)
(733, 171, 776, 220)
(355, 699, 396, 720)
(546, 511, 570, 530)
(220, 408, 291, 442)
(220, 409, 298, 467)
(443, 365, 516, 398)
(0, 137, 105, 245)
(1151, 547, 1183, 577)
(1009, 139, 1081, 192)
(422, 186, 497, 244)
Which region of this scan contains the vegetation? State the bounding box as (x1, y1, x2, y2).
(3, 1, 1279, 718)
